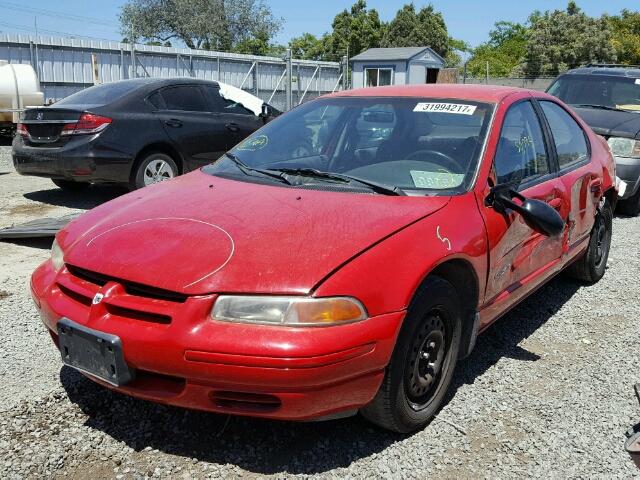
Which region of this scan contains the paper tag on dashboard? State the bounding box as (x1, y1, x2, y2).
(413, 102, 477, 115)
(635, 79, 640, 85)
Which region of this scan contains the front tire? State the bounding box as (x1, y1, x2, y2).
(51, 179, 89, 191)
(565, 200, 612, 283)
(361, 276, 462, 433)
(131, 152, 178, 190)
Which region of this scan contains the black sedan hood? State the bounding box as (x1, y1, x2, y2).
(571, 106, 640, 139)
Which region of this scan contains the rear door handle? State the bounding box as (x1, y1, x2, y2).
(164, 119, 182, 128)
(225, 122, 239, 132)
(548, 198, 563, 210)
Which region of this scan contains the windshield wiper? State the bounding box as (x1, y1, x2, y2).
(573, 104, 626, 112)
(224, 153, 292, 185)
(273, 167, 407, 196)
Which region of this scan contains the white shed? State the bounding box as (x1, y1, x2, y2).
(350, 47, 445, 89)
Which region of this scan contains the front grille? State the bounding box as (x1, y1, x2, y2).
(66, 264, 188, 303)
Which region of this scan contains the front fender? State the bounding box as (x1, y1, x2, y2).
(313, 194, 488, 317)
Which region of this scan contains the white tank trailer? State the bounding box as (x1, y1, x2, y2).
(0, 61, 44, 137)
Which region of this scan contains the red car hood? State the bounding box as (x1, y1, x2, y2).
(59, 171, 449, 295)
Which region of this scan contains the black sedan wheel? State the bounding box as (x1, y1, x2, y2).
(361, 276, 461, 433)
(131, 152, 178, 190)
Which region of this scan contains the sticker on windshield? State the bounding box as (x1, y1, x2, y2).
(410, 170, 465, 189)
(413, 102, 477, 115)
(237, 135, 269, 151)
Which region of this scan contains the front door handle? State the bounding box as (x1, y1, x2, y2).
(164, 119, 182, 128)
(225, 122, 240, 132)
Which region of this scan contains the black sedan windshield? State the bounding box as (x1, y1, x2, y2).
(205, 96, 493, 194)
(548, 74, 640, 112)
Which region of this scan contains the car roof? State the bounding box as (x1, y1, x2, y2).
(327, 84, 541, 103)
(562, 66, 640, 78)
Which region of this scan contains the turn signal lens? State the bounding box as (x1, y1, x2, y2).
(211, 296, 367, 326)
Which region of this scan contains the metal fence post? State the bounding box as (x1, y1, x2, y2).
(285, 48, 292, 111)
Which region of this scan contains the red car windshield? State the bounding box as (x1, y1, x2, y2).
(206, 96, 494, 194)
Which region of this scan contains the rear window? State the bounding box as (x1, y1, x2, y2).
(56, 82, 141, 106)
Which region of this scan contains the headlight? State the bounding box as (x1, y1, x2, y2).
(211, 295, 367, 326)
(607, 137, 640, 158)
(50, 238, 64, 272)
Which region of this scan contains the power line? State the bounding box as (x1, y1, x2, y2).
(0, 2, 118, 28)
(0, 20, 119, 43)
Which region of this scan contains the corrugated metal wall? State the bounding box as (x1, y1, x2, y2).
(0, 34, 343, 111)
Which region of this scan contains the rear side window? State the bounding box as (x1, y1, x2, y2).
(494, 101, 549, 185)
(540, 101, 589, 169)
(160, 86, 209, 112)
(147, 91, 164, 110)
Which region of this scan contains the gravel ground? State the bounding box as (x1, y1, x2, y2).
(1, 144, 639, 478)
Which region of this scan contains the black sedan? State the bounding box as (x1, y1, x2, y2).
(12, 78, 280, 190)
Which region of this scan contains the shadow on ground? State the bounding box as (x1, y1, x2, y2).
(1, 237, 54, 249)
(24, 184, 127, 210)
(61, 275, 583, 475)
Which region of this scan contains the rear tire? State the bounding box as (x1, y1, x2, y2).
(130, 152, 178, 190)
(51, 179, 89, 191)
(617, 188, 640, 217)
(360, 276, 462, 433)
(565, 200, 612, 283)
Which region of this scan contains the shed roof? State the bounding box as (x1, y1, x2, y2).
(350, 47, 443, 63)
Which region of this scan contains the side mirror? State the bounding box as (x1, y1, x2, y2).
(486, 185, 565, 237)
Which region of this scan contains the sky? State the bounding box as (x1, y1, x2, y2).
(0, 0, 636, 48)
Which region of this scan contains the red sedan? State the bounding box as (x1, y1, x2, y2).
(31, 85, 616, 433)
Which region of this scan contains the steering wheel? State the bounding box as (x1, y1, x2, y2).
(404, 149, 463, 173)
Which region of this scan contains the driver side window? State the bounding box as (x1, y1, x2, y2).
(494, 101, 549, 185)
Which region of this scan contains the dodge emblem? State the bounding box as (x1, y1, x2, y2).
(36, 112, 44, 120)
(92, 293, 104, 305)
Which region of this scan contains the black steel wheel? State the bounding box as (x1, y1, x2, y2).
(565, 199, 612, 283)
(361, 276, 462, 433)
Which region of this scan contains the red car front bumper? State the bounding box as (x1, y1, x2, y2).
(31, 260, 405, 421)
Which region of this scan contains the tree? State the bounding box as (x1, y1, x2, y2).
(381, 4, 449, 58)
(466, 21, 528, 77)
(522, 2, 615, 77)
(323, 0, 385, 61)
(288, 33, 328, 61)
(119, 0, 282, 53)
(609, 9, 640, 65)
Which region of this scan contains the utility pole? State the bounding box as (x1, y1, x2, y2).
(130, 24, 137, 78)
(285, 48, 292, 111)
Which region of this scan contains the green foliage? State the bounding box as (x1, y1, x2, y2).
(323, 0, 385, 61)
(119, 0, 282, 53)
(381, 4, 449, 58)
(288, 33, 329, 61)
(522, 2, 616, 77)
(609, 9, 640, 65)
(466, 21, 527, 77)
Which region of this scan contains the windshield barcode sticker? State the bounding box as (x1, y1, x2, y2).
(413, 102, 477, 115)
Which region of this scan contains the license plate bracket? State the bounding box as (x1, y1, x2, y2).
(57, 318, 133, 386)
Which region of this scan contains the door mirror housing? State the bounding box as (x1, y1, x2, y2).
(260, 103, 272, 122)
(486, 185, 565, 237)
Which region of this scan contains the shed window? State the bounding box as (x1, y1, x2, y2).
(365, 68, 393, 87)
